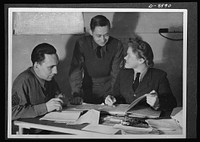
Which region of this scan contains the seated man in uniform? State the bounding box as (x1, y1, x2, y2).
(12, 43, 64, 134)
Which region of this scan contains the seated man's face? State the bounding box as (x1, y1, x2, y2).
(91, 25, 110, 47)
(35, 54, 59, 81)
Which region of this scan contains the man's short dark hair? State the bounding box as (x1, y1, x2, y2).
(90, 15, 111, 31)
(31, 43, 57, 65)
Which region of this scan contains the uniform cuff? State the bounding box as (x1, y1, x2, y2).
(34, 103, 48, 116)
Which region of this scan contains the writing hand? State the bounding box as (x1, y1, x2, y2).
(105, 95, 116, 107)
(46, 98, 63, 112)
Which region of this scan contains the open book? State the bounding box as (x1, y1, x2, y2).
(110, 94, 161, 118)
(107, 94, 150, 116)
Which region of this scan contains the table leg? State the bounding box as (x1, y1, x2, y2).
(16, 126, 23, 135)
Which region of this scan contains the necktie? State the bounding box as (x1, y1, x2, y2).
(96, 46, 102, 58)
(132, 72, 140, 91)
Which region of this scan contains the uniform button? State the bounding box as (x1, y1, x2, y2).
(134, 94, 136, 97)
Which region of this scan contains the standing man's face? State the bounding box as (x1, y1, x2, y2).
(34, 54, 59, 81)
(90, 25, 110, 47)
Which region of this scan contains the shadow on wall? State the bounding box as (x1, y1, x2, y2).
(110, 12, 140, 54)
(154, 26, 183, 107)
(55, 35, 83, 98)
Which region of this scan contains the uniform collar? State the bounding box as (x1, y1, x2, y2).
(92, 37, 108, 52)
(134, 67, 149, 82)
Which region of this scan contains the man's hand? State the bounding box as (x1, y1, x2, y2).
(55, 93, 69, 106)
(55, 93, 64, 99)
(104, 95, 116, 106)
(46, 98, 63, 112)
(146, 90, 160, 110)
(70, 96, 83, 105)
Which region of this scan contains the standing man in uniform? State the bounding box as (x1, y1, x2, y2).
(69, 15, 124, 104)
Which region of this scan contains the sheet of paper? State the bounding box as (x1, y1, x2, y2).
(39, 110, 81, 123)
(66, 103, 113, 111)
(76, 109, 100, 125)
(146, 119, 181, 131)
(113, 124, 153, 134)
(107, 104, 129, 116)
(127, 105, 161, 118)
(82, 124, 120, 135)
(170, 107, 183, 127)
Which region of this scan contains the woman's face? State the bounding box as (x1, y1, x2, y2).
(124, 47, 142, 69)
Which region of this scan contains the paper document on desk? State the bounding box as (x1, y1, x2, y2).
(146, 119, 181, 131)
(170, 107, 183, 127)
(113, 124, 154, 134)
(67, 103, 114, 112)
(82, 124, 120, 135)
(76, 109, 100, 125)
(106, 104, 129, 116)
(39, 110, 82, 123)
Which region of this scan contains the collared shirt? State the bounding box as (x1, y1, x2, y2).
(92, 39, 107, 58)
(133, 67, 148, 83)
(12, 67, 60, 120)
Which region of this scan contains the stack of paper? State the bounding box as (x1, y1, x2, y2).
(76, 109, 100, 125)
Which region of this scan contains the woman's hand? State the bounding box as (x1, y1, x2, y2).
(105, 95, 116, 106)
(146, 90, 160, 110)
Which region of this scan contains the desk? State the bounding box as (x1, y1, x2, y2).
(13, 107, 183, 138)
(14, 118, 109, 136)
